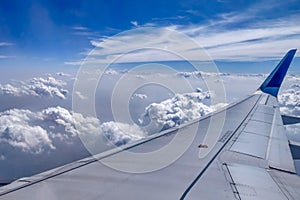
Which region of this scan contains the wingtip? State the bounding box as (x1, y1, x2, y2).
(259, 49, 297, 97)
(288, 49, 297, 54)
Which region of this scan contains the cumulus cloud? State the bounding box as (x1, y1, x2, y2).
(0, 107, 87, 154)
(291, 84, 300, 89)
(43, 107, 146, 147)
(0, 75, 68, 99)
(104, 69, 119, 75)
(0, 84, 22, 95)
(56, 72, 71, 77)
(177, 71, 266, 79)
(27, 76, 68, 99)
(0, 85, 229, 154)
(177, 71, 203, 78)
(100, 121, 145, 146)
(0, 106, 148, 154)
(0, 109, 55, 154)
(177, 71, 229, 78)
(279, 86, 300, 116)
(132, 93, 148, 100)
(139, 90, 224, 131)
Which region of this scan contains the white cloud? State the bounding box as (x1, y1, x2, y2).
(185, 9, 201, 16)
(139, 90, 219, 131)
(75, 91, 88, 100)
(131, 21, 139, 27)
(177, 71, 203, 78)
(0, 75, 68, 99)
(71, 26, 89, 31)
(0, 109, 55, 154)
(0, 42, 14, 59)
(66, 26, 214, 65)
(104, 69, 119, 75)
(132, 93, 148, 100)
(176, 13, 300, 61)
(0, 106, 149, 154)
(291, 84, 300, 88)
(68, 4, 300, 64)
(0, 84, 22, 95)
(56, 72, 71, 77)
(100, 121, 145, 146)
(279, 87, 300, 116)
(65, 13, 300, 66)
(70, 25, 101, 38)
(0, 107, 92, 154)
(42, 107, 79, 137)
(27, 76, 68, 99)
(0, 42, 13, 46)
(0, 55, 12, 59)
(177, 70, 266, 79)
(42, 107, 147, 147)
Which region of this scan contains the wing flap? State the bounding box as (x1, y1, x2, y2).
(267, 97, 296, 173)
(226, 163, 287, 200)
(230, 131, 269, 159)
(269, 169, 300, 199)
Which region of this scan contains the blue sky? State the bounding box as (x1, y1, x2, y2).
(0, 0, 300, 71)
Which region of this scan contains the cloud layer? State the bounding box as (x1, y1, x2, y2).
(0, 76, 68, 99)
(0, 85, 228, 155)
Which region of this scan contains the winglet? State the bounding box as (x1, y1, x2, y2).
(259, 49, 297, 97)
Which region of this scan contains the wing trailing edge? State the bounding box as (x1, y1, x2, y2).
(259, 49, 297, 97)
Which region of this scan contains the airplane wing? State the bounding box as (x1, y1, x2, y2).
(0, 49, 299, 200)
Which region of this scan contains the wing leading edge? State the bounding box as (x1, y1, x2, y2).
(0, 49, 299, 200)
